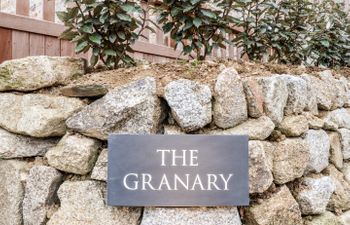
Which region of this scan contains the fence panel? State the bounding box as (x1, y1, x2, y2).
(0, 0, 241, 64)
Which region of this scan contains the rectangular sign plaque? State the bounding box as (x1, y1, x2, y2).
(107, 135, 249, 206)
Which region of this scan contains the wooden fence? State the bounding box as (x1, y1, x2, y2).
(0, 0, 242, 64)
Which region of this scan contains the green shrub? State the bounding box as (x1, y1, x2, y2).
(156, 0, 236, 60)
(58, 0, 153, 69)
(232, 0, 314, 64)
(232, 0, 350, 67)
(306, 0, 350, 67)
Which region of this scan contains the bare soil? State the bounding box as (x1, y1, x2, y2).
(37, 59, 350, 96)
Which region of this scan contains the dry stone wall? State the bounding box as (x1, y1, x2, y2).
(1, 56, 350, 225)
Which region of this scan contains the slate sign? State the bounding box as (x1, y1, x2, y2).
(107, 135, 249, 207)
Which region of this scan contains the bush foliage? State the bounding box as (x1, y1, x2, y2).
(58, 0, 153, 69)
(232, 0, 350, 67)
(155, 0, 236, 60)
(58, 0, 350, 68)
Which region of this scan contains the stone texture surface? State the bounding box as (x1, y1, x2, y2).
(292, 176, 335, 215)
(210, 116, 275, 140)
(258, 76, 288, 124)
(301, 74, 318, 115)
(278, 115, 308, 137)
(304, 211, 342, 225)
(213, 68, 248, 128)
(245, 185, 303, 225)
(323, 109, 350, 129)
(0, 56, 85, 91)
(336, 77, 350, 108)
(329, 132, 344, 170)
(324, 165, 350, 212)
(339, 210, 350, 225)
(0, 128, 58, 159)
(280, 75, 308, 115)
(60, 84, 108, 97)
(248, 141, 273, 193)
(338, 128, 350, 160)
(46, 133, 101, 175)
(164, 79, 212, 132)
(319, 70, 348, 109)
(306, 74, 336, 110)
(343, 163, 350, 183)
(0, 160, 29, 225)
(141, 207, 242, 225)
(272, 138, 309, 184)
(0, 93, 85, 137)
(67, 77, 164, 140)
(243, 77, 264, 118)
(305, 130, 330, 173)
(303, 112, 324, 129)
(163, 125, 185, 134)
(23, 166, 63, 225)
(47, 181, 141, 225)
(91, 149, 108, 181)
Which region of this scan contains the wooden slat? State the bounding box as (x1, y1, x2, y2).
(12, 30, 30, 59)
(29, 33, 45, 55)
(0, 27, 12, 63)
(43, 0, 55, 21)
(156, 29, 165, 46)
(60, 40, 75, 57)
(45, 36, 61, 56)
(0, 12, 65, 36)
(16, 0, 30, 16)
(132, 41, 187, 60)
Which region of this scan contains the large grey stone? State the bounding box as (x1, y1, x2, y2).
(91, 149, 108, 181)
(0, 128, 58, 159)
(292, 176, 335, 215)
(248, 141, 273, 193)
(323, 109, 350, 130)
(46, 133, 101, 175)
(335, 77, 350, 109)
(0, 160, 29, 225)
(47, 181, 141, 225)
(258, 76, 288, 124)
(0, 56, 85, 91)
(338, 129, 350, 160)
(305, 130, 330, 173)
(279, 75, 308, 115)
(23, 166, 63, 225)
(67, 77, 164, 140)
(324, 165, 350, 212)
(272, 138, 309, 184)
(278, 115, 308, 137)
(243, 78, 264, 118)
(339, 76, 350, 108)
(164, 79, 212, 132)
(301, 74, 318, 115)
(245, 185, 303, 225)
(210, 116, 275, 140)
(141, 207, 242, 225)
(339, 210, 350, 225)
(213, 68, 248, 128)
(304, 211, 342, 225)
(329, 132, 344, 170)
(319, 71, 348, 109)
(342, 162, 350, 184)
(0, 93, 85, 137)
(306, 73, 335, 110)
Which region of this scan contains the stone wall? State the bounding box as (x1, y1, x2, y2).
(1, 56, 350, 225)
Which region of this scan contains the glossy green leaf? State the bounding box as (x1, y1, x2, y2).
(89, 33, 102, 44)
